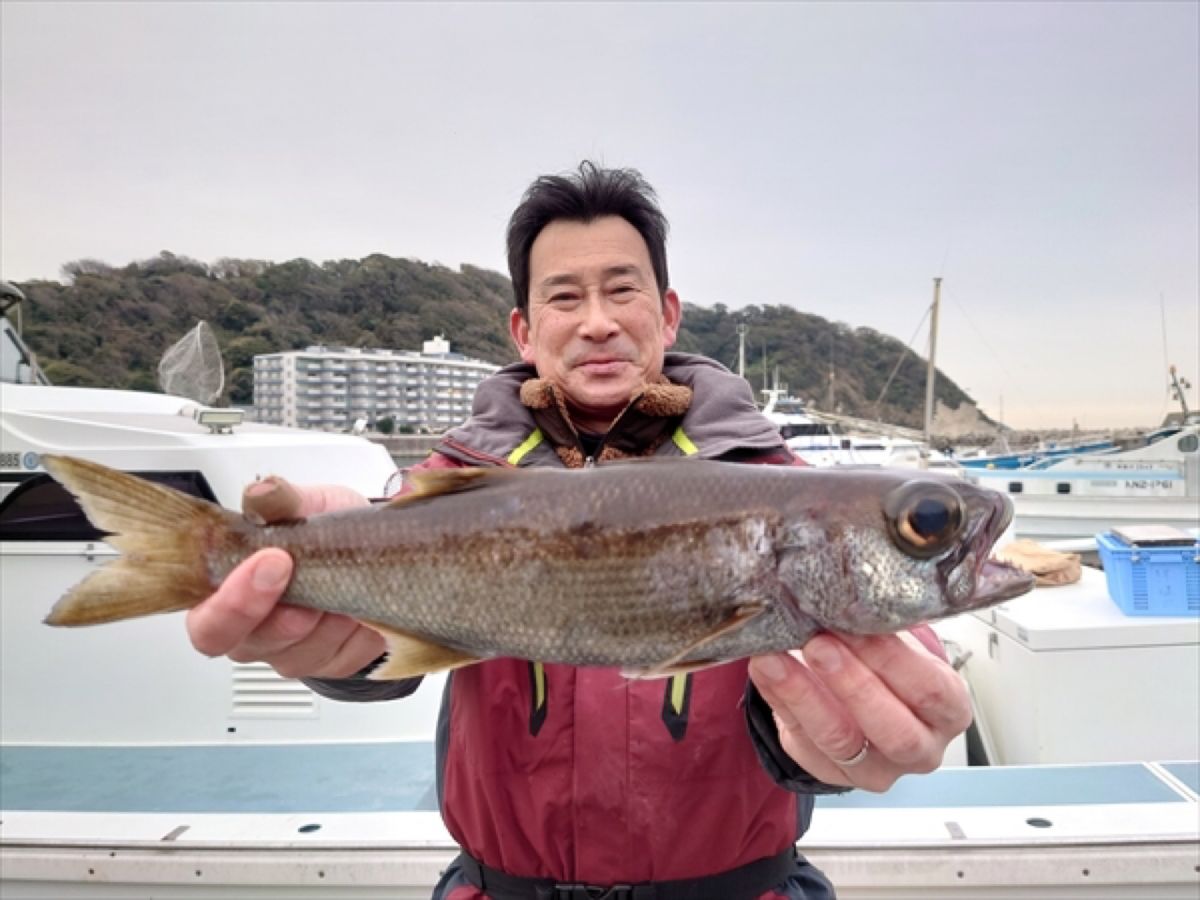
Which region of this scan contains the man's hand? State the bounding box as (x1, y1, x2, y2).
(185, 477, 386, 679)
(748, 630, 972, 791)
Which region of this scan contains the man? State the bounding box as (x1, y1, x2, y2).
(188, 162, 972, 899)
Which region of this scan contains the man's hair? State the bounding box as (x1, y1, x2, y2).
(506, 161, 670, 315)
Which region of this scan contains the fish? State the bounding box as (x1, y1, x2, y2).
(39, 454, 1033, 679)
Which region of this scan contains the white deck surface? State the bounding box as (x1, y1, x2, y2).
(2, 743, 1197, 898)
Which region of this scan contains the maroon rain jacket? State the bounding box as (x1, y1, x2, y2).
(307, 354, 941, 899)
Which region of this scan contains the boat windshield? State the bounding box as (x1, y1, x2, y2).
(781, 423, 832, 439)
(0, 315, 48, 385)
(773, 400, 807, 415)
(1, 282, 49, 385)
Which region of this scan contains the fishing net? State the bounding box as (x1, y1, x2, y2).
(157, 321, 224, 404)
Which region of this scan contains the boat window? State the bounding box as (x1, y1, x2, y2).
(780, 424, 831, 439)
(0, 471, 218, 542)
(1056, 483, 1071, 495)
(1007, 482, 1024, 493)
(1178, 434, 1199, 454)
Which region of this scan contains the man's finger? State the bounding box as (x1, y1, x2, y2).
(750, 651, 865, 765)
(186, 549, 293, 657)
(261, 612, 361, 678)
(803, 635, 941, 770)
(226, 604, 325, 664)
(242, 479, 371, 525)
(837, 634, 973, 735)
(269, 619, 387, 680)
(243, 477, 305, 525)
(317, 623, 387, 679)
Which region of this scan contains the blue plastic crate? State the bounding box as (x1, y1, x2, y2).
(1096, 532, 1200, 617)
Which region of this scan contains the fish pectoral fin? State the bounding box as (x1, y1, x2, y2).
(360, 622, 482, 680)
(385, 468, 516, 508)
(627, 603, 768, 680)
(621, 659, 724, 680)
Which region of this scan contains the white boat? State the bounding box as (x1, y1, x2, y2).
(0, 286, 440, 751)
(760, 389, 960, 472)
(963, 417, 1200, 542)
(2, 286, 1196, 898)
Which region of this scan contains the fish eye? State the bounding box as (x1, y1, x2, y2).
(884, 482, 965, 559)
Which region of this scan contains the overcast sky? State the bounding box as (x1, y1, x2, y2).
(2, 1, 1196, 429)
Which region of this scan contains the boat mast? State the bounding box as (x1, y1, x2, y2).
(1168, 364, 1192, 418)
(923, 276, 942, 441)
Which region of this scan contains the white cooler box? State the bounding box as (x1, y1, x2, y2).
(935, 566, 1200, 766)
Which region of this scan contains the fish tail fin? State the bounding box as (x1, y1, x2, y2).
(41, 455, 242, 627)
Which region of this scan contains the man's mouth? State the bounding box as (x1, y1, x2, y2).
(575, 358, 628, 375)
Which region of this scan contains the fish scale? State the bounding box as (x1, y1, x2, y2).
(40, 455, 1035, 677)
(242, 507, 782, 666)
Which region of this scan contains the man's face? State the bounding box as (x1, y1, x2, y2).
(510, 215, 681, 433)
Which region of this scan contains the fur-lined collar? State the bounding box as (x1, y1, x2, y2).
(518, 376, 692, 417)
(518, 376, 694, 468)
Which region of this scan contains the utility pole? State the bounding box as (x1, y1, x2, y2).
(826, 331, 835, 411)
(736, 321, 747, 379)
(924, 277, 942, 442)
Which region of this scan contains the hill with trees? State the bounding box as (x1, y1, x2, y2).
(12, 251, 984, 431)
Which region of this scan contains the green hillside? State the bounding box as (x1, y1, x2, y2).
(13, 251, 980, 431)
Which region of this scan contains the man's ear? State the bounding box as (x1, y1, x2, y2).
(509, 307, 534, 363)
(661, 289, 682, 349)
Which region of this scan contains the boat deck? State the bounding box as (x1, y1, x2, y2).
(2, 741, 1198, 898)
(3, 740, 1197, 815)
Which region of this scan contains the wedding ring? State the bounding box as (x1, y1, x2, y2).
(834, 739, 870, 768)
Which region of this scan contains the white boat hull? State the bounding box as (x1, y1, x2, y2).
(1, 382, 442, 747)
(1004, 493, 1200, 542)
(965, 423, 1200, 542)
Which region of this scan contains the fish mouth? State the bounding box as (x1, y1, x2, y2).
(975, 556, 1036, 605)
(943, 489, 1035, 608)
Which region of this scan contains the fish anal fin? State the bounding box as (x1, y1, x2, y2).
(384, 468, 514, 508)
(626, 603, 768, 680)
(361, 621, 482, 679)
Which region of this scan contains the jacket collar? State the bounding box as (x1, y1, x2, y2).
(436, 353, 784, 467)
(518, 375, 693, 467)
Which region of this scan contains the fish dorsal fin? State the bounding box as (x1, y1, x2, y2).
(624, 603, 767, 680)
(384, 467, 515, 508)
(360, 621, 483, 679)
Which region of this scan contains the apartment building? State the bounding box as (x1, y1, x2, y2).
(253, 337, 500, 432)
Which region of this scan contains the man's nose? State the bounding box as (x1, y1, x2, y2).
(577, 295, 619, 340)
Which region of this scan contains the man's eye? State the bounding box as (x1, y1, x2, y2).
(549, 293, 581, 306)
